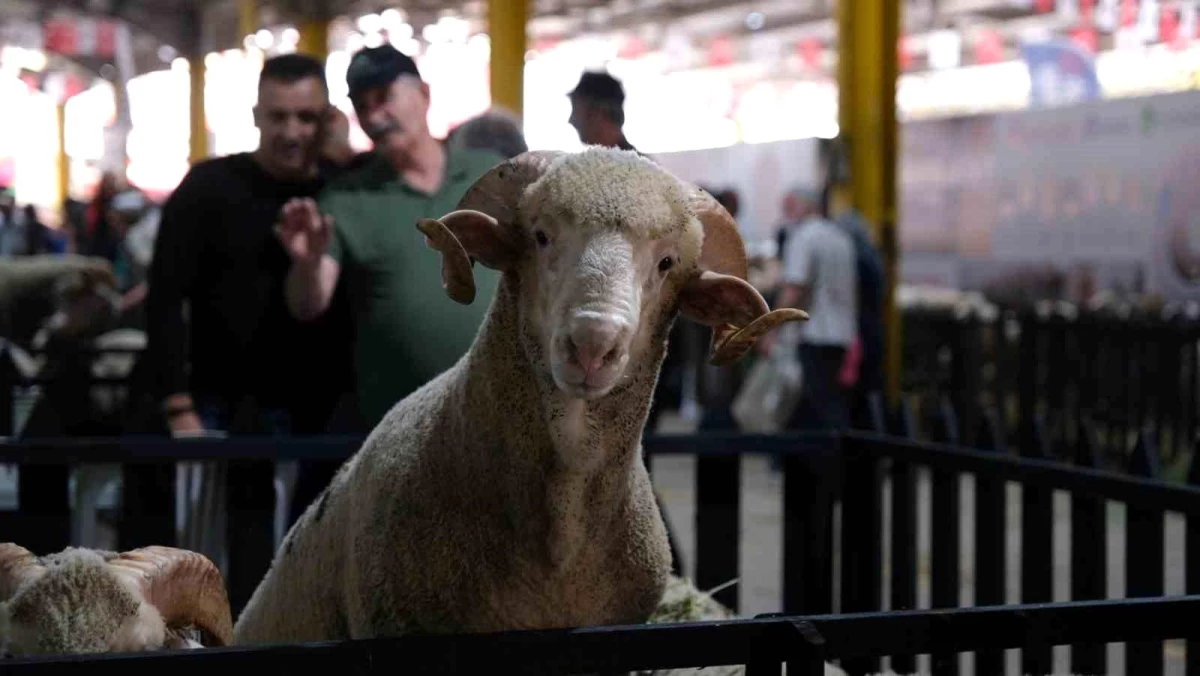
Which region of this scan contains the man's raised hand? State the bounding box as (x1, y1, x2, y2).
(276, 197, 333, 266)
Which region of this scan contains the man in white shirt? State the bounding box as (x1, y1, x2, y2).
(772, 186, 858, 431)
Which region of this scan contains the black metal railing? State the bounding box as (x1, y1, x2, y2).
(2, 596, 1197, 675)
(903, 302, 1200, 469)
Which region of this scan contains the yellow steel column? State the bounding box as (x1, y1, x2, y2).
(56, 102, 69, 208)
(297, 19, 330, 59)
(189, 56, 207, 162)
(836, 0, 901, 408)
(488, 0, 528, 116)
(240, 0, 259, 44)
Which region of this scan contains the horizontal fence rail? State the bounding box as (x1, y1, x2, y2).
(2, 596, 1198, 675)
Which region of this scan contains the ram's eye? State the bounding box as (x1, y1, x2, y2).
(658, 256, 674, 273)
(535, 230, 549, 247)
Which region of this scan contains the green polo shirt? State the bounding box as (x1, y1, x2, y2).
(321, 147, 504, 428)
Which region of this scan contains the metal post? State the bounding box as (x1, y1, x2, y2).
(488, 0, 528, 116)
(55, 103, 69, 208)
(188, 57, 207, 163)
(297, 19, 329, 59)
(835, 0, 901, 408)
(240, 0, 258, 43)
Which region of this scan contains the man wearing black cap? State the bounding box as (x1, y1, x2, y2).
(568, 71, 639, 153)
(277, 45, 505, 430)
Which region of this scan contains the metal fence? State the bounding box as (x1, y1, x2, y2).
(2, 596, 1198, 675)
(902, 302, 1200, 469)
(2, 427, 1199, 674)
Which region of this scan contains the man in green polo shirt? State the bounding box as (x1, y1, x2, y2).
(276, 45, 503, 429)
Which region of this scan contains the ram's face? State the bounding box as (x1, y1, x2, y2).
(416, 147, 809, 404)
(516, 180, 701, 400)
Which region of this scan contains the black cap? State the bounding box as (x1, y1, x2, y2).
(346, 44, 421, 101)
(568, 71, 624, 104)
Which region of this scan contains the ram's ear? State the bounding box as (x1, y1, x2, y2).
(679, 271, 809, 365)
(417, 209, 521, 305)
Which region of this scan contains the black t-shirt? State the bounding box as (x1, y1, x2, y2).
(145, 153, 354, 413)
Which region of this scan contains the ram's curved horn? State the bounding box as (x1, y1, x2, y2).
(106, 546, 234, 647)
(456, 150, 566, 227)
(685, 185, 750, 283)
(0, 543, 46, 601)
(682, 185, 807, 363)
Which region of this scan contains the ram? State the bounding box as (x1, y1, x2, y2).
(233, 147, 806, 643)
(0, 543, 233, 657)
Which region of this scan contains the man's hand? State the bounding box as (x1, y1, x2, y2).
(275, 198, 333, 267)
(168, 410, 206, 437)
(163, 393, 205, 437)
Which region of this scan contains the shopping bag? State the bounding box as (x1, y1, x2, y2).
(731, 343, 803, 434)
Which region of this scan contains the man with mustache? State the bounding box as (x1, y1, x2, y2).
(276, 45, 504, 430)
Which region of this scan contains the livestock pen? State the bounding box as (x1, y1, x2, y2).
(2, 426, 1200, 675)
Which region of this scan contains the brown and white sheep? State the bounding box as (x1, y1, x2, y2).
(232, 147, 806, 644)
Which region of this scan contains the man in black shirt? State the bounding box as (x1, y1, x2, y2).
(144, 53, 354, 611)
(147, 53, 352, 437)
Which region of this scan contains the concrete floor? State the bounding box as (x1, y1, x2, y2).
(0, 411, 1190, 674)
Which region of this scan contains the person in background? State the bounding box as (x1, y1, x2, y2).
(105, 189, 159, 321)
(765, 186, 858, 433)
(147, 52, 351, 437)
(447, 106, 528, 160)
(145, 53, 355, 607)
(568, 71, 639, 153)
(21, 205, 67, 257)
(277, 44, 504, 433)
(836, 208, 886, 426)
(0, 188, 27, 256)
(83, 171, 125, 262)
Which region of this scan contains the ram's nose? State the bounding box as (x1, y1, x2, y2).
(567, 315, 629, 377)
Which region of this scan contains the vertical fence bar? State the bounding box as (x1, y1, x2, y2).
(1017, 311, 1039, 453)
(973, 407, 1007, 676)
(783, 439, 836, 616)
(1045, 313, 1068, 459)
(696, 453, 741, 610)
(837, 437, 882, 676)
(1187, 435, 1200, 676)
(1070, 417, 1107, 674)
(225, 458, 278, 618)
(1126, 428, 1165, 675)
(888, 396, 918, 674)
(118, 462, 177, 550)
(929, 414, 960, 676)
(951, 315, 980, 449)
(0, 344, 14, 436)
(1020, 421, 1054, 674)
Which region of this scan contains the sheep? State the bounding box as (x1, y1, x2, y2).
(0, 254, 116, 345)
(233, 147, 807, 645)
(0, 543, 234, 657)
